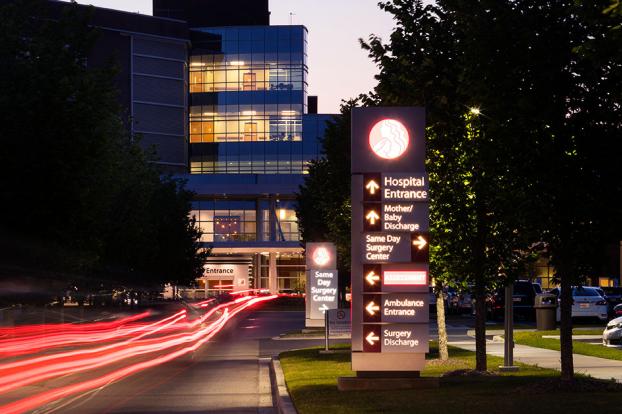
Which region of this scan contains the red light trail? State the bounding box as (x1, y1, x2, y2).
(0, 294, 277, 414)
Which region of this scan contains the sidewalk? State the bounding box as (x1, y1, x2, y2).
(449, 339, 622, 382)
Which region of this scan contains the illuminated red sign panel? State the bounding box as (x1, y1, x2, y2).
(369, 119, 410, 160)
(383, 270, 427, 286)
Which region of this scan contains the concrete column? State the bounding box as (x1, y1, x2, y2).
(269, 197, 277, 242)
(269, 252, 278, 294)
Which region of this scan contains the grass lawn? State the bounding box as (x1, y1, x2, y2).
(514, 330, 622, 361)
(279, 343, 621, 414)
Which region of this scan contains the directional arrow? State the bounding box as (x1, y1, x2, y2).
(366, 210, 380, 225)
(365, 331, 380, 346)
(365, 270, 380, 286)
(412, 235, 427, 250)
(319, 304, 329, 314)
(365, 301, 380, 316)
(365, 180, 380, 195)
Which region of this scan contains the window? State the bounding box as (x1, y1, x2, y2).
(188, 105, 302, 144)
(191, 200, 257, 243)
(258, 253, 305, 291)
(189, 56, 305, 93)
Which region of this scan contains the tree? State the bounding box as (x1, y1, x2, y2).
(363, 0, 622, 379)
(362, 0, 537, 371)
(297, 101, 359, 291)
(0, 0, 207, 288)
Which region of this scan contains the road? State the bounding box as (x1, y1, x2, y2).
(21, 308, 322, 414)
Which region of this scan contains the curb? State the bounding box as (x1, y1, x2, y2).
(270, 357, 298, 414)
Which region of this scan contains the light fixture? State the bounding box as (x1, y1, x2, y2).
(229, 61, 245, 66)
(241, 111, 257, 116)
(279, 209, 286, 220)
(469, 107, 481, 116)
(281, 110, 297, 116)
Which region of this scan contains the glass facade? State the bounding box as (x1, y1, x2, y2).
(191, 198, 300, 243)
(185, 25, 333, 293)
(259, 253, 306, 291)
(189, 26, 313, 174)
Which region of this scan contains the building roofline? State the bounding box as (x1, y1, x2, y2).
(191, 24, 309, 32)
(49, 0, 187, 24)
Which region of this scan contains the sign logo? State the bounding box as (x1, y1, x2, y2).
(369, 119, 409, 160)
(312, 247, 331, 267)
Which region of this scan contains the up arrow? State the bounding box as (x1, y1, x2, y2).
(365, 180, 380, 195)
(366, 210, 380, 225)
(366, 331, 380, 346)
(365, 271, 380, 286)
(365, 301, 380, 316)
(412, 235, 427, 250)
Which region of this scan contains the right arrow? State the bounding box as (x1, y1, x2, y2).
(365, 301, 380, 316)
(412, 235, 427, 250)
(365, 270, 380, 286)
(366, 331, 380, 346)
(365, 180, 380, 195)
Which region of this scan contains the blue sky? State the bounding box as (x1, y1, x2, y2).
(67, 0, 397, 113)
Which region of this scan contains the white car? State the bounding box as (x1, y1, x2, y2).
(603, 316, 622, 347)
(549, 286, 608, 322)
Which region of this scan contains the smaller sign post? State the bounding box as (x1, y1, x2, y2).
(306, 243, 339, 327)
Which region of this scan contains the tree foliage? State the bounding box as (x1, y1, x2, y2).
(0, 0, 207, 287)
(297, 101, 360, 289)
(362, 0, 622, 377)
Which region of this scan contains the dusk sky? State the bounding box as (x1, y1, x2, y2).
(66, 0, 397, 114)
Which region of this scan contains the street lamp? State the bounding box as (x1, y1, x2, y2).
(469, 107, 481, 116)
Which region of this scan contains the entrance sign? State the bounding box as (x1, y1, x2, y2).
(306, 242, 339, 327)
(351, 107, 429, 373)
(203, 264, 249, 292)
(381, 174, 429, 201)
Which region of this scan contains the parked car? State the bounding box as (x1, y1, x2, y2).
(429, 287, 456, 313)
(613, 303, 622, 318)
(602, 287, 622, 316)
(549, 286, 608, 322)
(603, 287, 622, 305)
(429, 287, 437, 313)
(487, 280, 537, 320)
(602, 316, 622, 347)
(447, 288, 473, 314)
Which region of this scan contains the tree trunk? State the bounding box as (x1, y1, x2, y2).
(474, 286, 487, 372)
(559, 271, 574, 382)
(435, 285, 449, 361)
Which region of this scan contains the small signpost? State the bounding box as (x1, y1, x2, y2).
(323, 309, 352, 352)
(340, 107, 437, 390)
(306, 243, 339, 327)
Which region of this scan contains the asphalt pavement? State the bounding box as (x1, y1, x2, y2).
(29, 309, 326, 414)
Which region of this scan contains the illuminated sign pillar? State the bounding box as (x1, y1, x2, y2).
(350, 108, 430, 374)
(305, 242, 339, 327)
